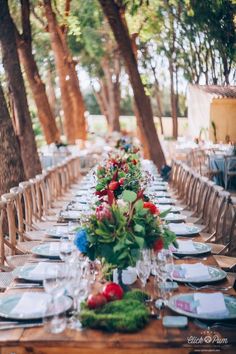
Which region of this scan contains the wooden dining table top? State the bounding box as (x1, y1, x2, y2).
(1, 233, 236, 354)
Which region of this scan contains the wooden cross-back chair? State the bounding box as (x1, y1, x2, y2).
(185, 177, 215, 226)
(213, 197, 236, 270)
(0, 201, 14, 291)
(0, 193, 37, 269)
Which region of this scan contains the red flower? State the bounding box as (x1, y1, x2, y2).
(132, 159, 137, 165)
(137, 189, 144, 200)
(107, 190, 115, 206)
(95, 190, 107, 197)
(119, 177, 125, 186)
(143, 201, 159, 215)
(96, 205, 112, 221)
(108, 181, 120, 191)
(153, 239, 164, 253)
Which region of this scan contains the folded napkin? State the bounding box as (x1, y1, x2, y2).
(49, 242, 60, 256)
(168, 223, 188, 234)
(52, 226, 68, 236)
(158, 198, 174, 204)
(11, 292, 51, 317)
(165, 213, 184, 221)
(180, 263, 210, 281)
(61, 211, 80, 219)
(194, 292, 228, 316)
(176, 240, 196, 252)
(29, 262, 61, 279)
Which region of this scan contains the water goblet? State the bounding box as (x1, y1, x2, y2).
(43, 265, 67, 333)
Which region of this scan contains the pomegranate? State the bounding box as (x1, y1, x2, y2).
(102, 282, 124, 302)
(87, 293, 107, 309)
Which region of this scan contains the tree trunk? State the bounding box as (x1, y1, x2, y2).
(169, 58, 178, 139)
(43, 0, 75, 143)
(100, 56, 121, 132)
(94, 56, 121, 133)
(66, 60, 87, 140)
(45, 68, 64, 135)
(0, 0, 41, 179)
(150, 64, 164, 135)
(43, 0, 86, 143)
(17, 40, 60, 144)
(0, 81, 25, 195)
(132, 100, 150, 159)
(15, 0, 60, 145)
(98, 0, 166, 169)
(45, 69, 56, 116)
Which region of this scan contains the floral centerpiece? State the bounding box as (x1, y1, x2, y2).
(95, 151, 143, 202)
(74, 189, 177, 286)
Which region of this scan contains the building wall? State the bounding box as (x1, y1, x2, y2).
(210, 99, 236, 143)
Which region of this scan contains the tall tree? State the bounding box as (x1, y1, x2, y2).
(98, 0, 166, 169)
(70, 0, 121, 132)
(0, 81, 25, 195)
(43, 0, 86, 144)
(0, 0, 41, 179)
(14, 0, 60, 145)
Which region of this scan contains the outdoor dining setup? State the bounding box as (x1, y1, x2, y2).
(0, 0, 236, 352)
(0, 138, 235, 354)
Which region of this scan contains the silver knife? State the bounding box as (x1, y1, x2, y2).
(0, 322, 43, 330)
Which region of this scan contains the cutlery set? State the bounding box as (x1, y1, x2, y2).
(0, 319, 43, 330)
(194, 318, 236, 330)
(186, 283, 233, 291)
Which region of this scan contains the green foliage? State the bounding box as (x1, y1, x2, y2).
(80, 289, 150, 332)
(83, 190, 176, 269)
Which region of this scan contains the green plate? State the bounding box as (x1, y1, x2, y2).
(164, 213, 187, 222)
(155, 192, 171, 198)
(168, 293, 236, 320)
(60, 210, 81, 220)
(157, 198, 176, 205)
(168, 224, 200, 236)
(46, 226, 68, 238)
(159, 205, 183, 213)
(172, 264, 226, 283)
(151, 186, 168, 191)
(13, 262, 63, 282)
(173, 242, 211, 255)
(31, 242, 60, 258)
(0, 293, 72, 320)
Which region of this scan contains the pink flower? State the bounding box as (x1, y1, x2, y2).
(96, 205, 112, 221)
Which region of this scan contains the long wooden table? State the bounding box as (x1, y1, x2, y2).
(1, 232, 236, 354)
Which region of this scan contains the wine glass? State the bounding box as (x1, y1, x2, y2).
(43, 265, 67, 333)
(136, 259, 150, 289)
(155, 249, 174, 309)
(59, 235, 75, 262)
(67, 255, 90, 330)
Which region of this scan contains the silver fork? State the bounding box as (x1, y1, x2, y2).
(186, 283, 232, 291)
(10, 283, 43, 289)
(173, 255, 207, 260)
(194, 319, 236, 330)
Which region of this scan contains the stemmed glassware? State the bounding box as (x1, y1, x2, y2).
(43, 264, 68, 333)
(59, 235, 76, 262)
(67, 255, 92, 330)
(154, 249, 174, 315)
(136, 249, 151, 290)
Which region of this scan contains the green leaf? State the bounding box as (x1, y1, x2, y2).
(159, 208, 172, 218)
(122, 190, 137, 203)
(113, 240, 125, 253)
(134, 224, 144, 233)
(134, 236, 145, 249)
(134, 199, 143, 211)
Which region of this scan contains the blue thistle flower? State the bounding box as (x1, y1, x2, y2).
(74, 229, 88, 253)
